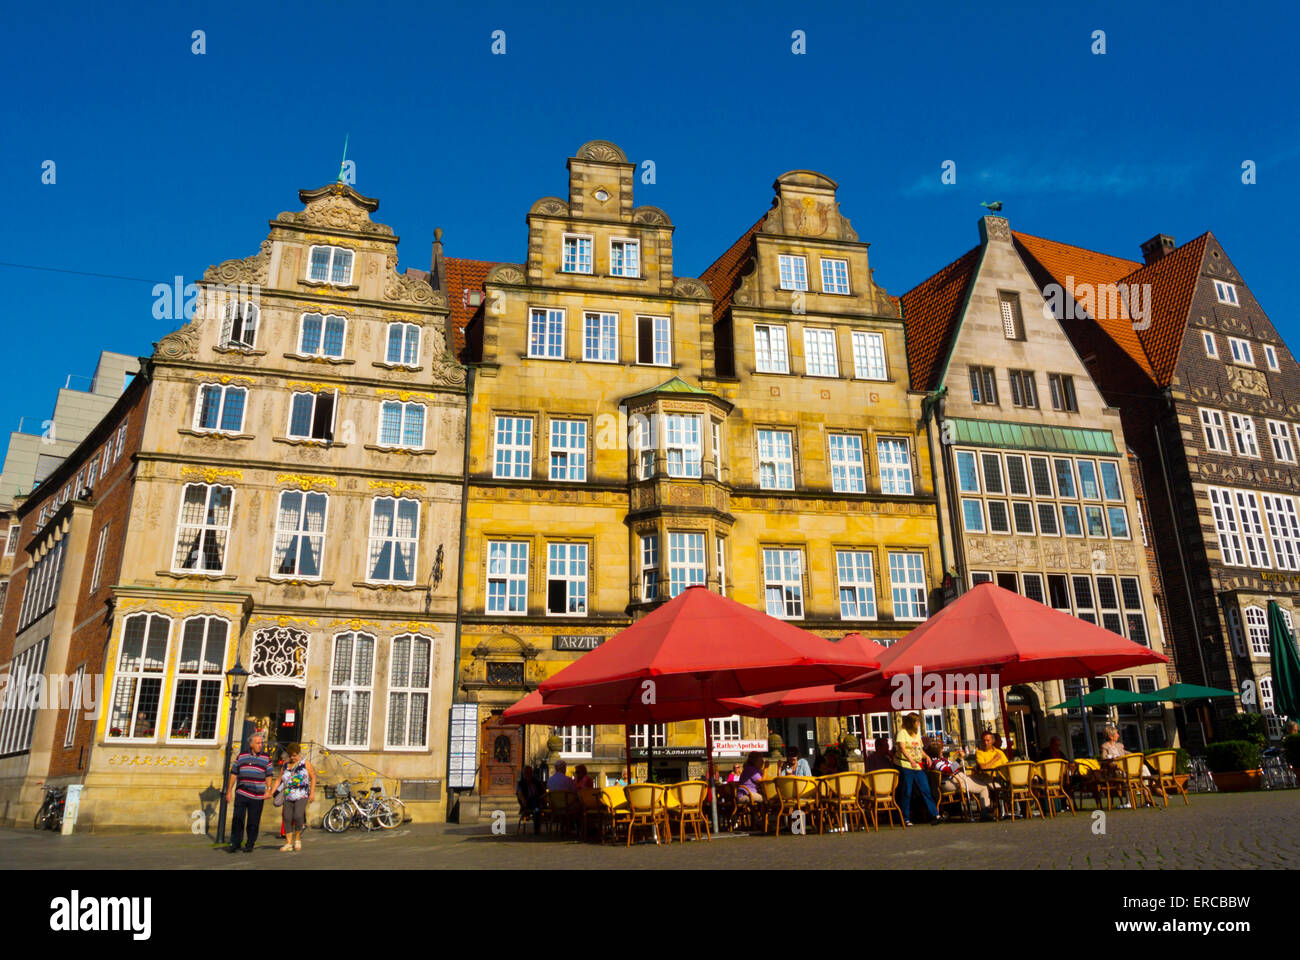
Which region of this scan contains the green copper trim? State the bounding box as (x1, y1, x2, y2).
(946, 417, 1119, 455)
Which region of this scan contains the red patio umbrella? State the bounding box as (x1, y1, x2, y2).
(837, 582, 1168, 751)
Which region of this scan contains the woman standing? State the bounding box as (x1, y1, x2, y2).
(894, 713, 941, 825)
(276, 744, 315, 852)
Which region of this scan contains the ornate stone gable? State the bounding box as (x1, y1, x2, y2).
(275, 183, 393, 237)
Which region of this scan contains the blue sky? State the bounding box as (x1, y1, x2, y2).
(1, 0, 1295, 445)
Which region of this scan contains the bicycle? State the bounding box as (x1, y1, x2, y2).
(367, 782, 406, 829)
(33, 784, 66, 831)
(322, 782, 397, 833)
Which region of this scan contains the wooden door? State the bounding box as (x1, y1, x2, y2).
(480, 716, 522, 797)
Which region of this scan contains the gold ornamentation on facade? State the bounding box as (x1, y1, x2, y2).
(377, 388, 439, 403)
(367, 480, 424, 498)
(180, 467, 244, 483)
(275, 473, 338, 491)
(329, 618, 383, 631)
(194, 373, 255, 385)
(252, 615, 320, 627)
(287, 381, 346, 394)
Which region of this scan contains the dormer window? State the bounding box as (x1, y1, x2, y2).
(610, 238, 640, 278)
(221, 301, 259, 349)
(1214, 280, 1239, 305)
(307, 245, 354, 285)
(562, 235, 593, 274)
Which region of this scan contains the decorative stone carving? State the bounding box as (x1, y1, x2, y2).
(203, 240, 272, 285)
(1225, 366, 1268, 397)
(276, 184, 393, 236)
(672, 277, 710, 299)
(575, 140, 628, 163)
(487, 264, 526, 285)
(153, 319, 203, 360)
(384, 258, 442, 307)
(180, 466, 243, 483)
(368, 479, 425, 498)
(430, 350, 467, 387)
(249, 627, 310, 687)
(275, 473, 337, 491)
(632, 206, 671, 226)
(983, 217, 1012, 242)
(530, 197, 569, 216)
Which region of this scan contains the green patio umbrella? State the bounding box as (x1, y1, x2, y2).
(1268, 601, 1300, 722)
(1049, 687, 1160, 755)
(1145, 683, 1237, 702)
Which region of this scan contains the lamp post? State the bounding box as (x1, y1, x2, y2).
(215, 658, 249, 845)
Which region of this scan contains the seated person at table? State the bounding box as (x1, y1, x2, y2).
(974, 732, 1008, 771)
(726, 763, 742, 783)
(736, 752, 765, 799)
(572, 764, 594, 790)
(865, 737, 896, 771)
(925, 741, 994, 820)
(1042, 736, 1066, 760)
(547, 759, 576, 791)
(779, 752, 798, 776)
(1099, 724, 1127, 761)
(516, 766, 542, 832)
(787, 749, 813, 777)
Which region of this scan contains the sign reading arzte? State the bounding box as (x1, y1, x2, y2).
(553, 635, 604, 651)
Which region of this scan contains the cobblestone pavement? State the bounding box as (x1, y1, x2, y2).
(3, 792, 1297, 870)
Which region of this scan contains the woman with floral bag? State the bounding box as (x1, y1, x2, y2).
(275, 744, 315, 852)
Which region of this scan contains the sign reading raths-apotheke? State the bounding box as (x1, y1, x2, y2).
(553, 635, 605, 651)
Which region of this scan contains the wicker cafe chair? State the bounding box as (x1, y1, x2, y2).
(998, 761, 1043, 821)
(516, 789, 538, 836)
(578, 788, 606, 842)
(755, 778, 781, 833)
(771, 776, 818, 835)
(1071, 759, 1103, 809)
(716, 782, 739, 831)
(624, 783, 670, 846)
(667, 780, 712, 842)
(820, 772, 866, 833)
(1144, 750, 1189, 807)
(935, 770, 975, 822)
(1031, 759, 1076, 818)
(861, 768, 905, 830)
(545, 789, 583, 837)
(1118, 752, 1156, 809)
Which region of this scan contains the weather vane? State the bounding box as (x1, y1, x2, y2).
(981, 201, 1003, 212)
(337, 134, 350, 185)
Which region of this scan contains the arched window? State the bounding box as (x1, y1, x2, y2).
(1244, 606, 1270, 657)
(327, 632, 375, 749)
(386, 634, 432, 750)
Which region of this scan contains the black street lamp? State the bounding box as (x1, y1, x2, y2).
(215, 658, 249, 844)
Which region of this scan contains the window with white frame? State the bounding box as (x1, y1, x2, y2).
(379, 401, 425, 449)
(173, 483, 233, 573)
(327, 632, 375, 748)
(307, 245, 354, 285)
(610, 238, 640, 277)
(710, 715, 741, 743)
(367, 497, 419, 584)
(1048, 373, 1078, 412)
(778, 255, 808, 291)
(1228, 337, 1254, 366)
(1207, 487, 1246, 567)
(716, 536, 726, 596)
(1003, 454, 1028, 496)
(1227, 606, 1246, 656)
(754, 324, 790, 374)
(1106, 506, 1130, 539)
(114, 422, 127, 461)
(386, 634, 431, 749)
(877, 438, 913, 495)
(166, 616, 228, 742)
(1214, 280, 1239, 305)
(0, 638, 46, 755)
(1013, 501, 1036, 535)
(889, 552, 928, 621)
(820, 258, 850, 295)
(1072, 576, 1096, 623)
(528, 308, 565, 359)
(583, 312, 617, 362)
(272, 490, 328, 579)
(221, 301, 259, 349)
(836, 550, 876, 619)
(1245, 606, 1269, 657)
(1096, 576, 1123, 635)
(1265, 345, 1280, 370)
(556, 725, 593, 757)
(298, 313, 346, 358)
(640, 534, 659, 601)
(1083, 504, 1107, 537)
(1231, 413, 1260, 458)
(546, 542, 588, 616)
(1038, 503, 1061, 536)
(1262, 494, 1300, 571)
(711, 420, 724, 478)
(636, 315, 671, 365)
(194, 383, 247, 434)
(549, 419, 587, 482)
(106, 614, 170, 740)
(763, 548, 804, 619)
(1267, 421, 1295, 463)
(89, 522, 110, 593)
(493, 416, 533, 479)
(1261, 679, 1277, 723)
(1202, 331, 1218, 358)
(981, 452, 1005, 495)
(18, 537, 65, 630)
(1200, 409, 1231, 453)
(561, 235, 593, 274)
(828, 434, 866, 493)
(956, 451, 980, 493)
(386, 322, 420, 366)
(486, 541, 529, 614)
(1097, 461, 1122, 501)
(1021, 573, 1045, 604)
(851, 331, 887, 380)
(1234, 490, 1271, 568)
(668, 532, 705, 597)
(288, 390, 336, 443)
(962, 498, 986, 533)
(6, 523, 21, 555)
(1008, 370, 1038, 408)
(1119, 577, 1148, 646)
(803, 328, 839, 377)
(99, 444, 112, 480)
(757, 429, 795, 490)
(666, 414, 702, 478)
(970, 366, 998, 405)
(988, 500, 1012, 534)
(629, 724, 666, 749)
(634, 413, 658, 480)
(63, 664, 84, 749)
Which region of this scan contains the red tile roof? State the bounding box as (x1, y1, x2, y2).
(444, 257, 496, 357)
(1013, 232, 1154, 380)
(699, 214, 768, 323)
(899, 246, 980, 391)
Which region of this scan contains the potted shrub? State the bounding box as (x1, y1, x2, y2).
(767, 732, 785, 754)
(1172, 746, 1192, 793)
(1205, 740, 1263, 792)
(1218, 713, 1267, 748)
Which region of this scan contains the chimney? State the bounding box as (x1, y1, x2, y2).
(429, 227, 446, 295)
(1140, 233, 1175, 265)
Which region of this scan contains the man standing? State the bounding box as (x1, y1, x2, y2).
(226, 731, 274, 853)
